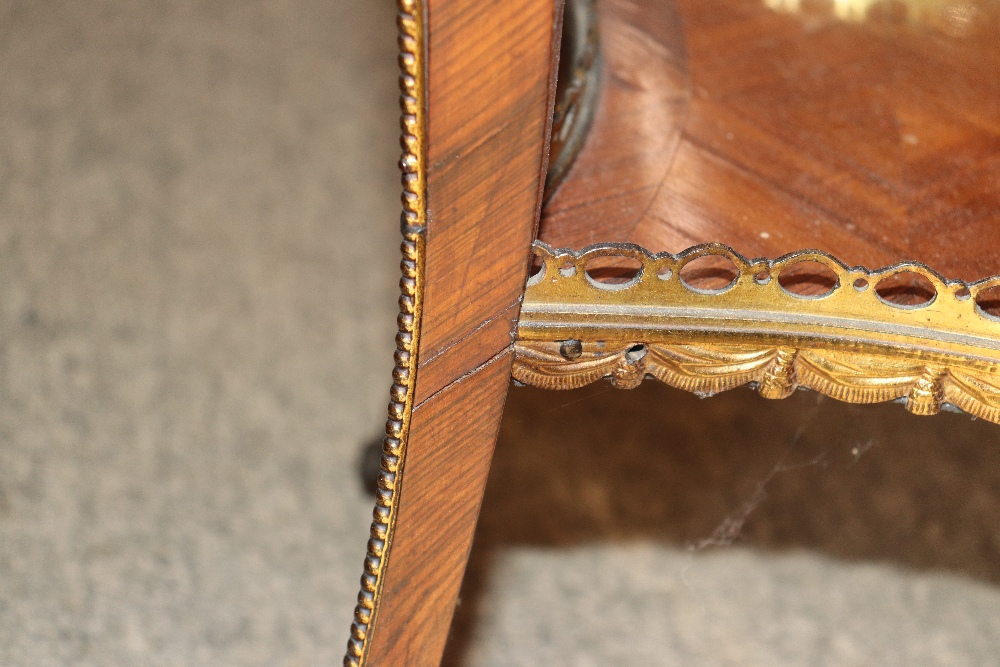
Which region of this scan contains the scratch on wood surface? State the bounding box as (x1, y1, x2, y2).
(419, 298, 521, 366)
(413, 347, 513, 412)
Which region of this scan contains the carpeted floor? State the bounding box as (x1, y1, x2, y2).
(447, 386, 1000, 666)
(0, 1, 998, 665)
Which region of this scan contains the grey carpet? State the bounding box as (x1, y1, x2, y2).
(0, 1, 398, 664)
(0, 1, 998, 665)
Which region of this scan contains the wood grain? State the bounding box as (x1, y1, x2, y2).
(413, 300, 521, 406)
(540, 0, 1000, 282)
(420, 0, 561, 358)
(541, 0, 691, 248)
(363, 0, 562, 664)
(368, 353, 513, 665)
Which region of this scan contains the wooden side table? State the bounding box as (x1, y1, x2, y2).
(346, 1, 1000, 664)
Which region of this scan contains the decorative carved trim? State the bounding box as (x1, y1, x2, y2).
(344, 1, 426, 665)
(515, 242, 1000, 424)
(512, 340, 1000, 422)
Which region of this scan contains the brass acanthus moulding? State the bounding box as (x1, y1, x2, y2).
(514, 242, 1000, 423)
(344, 0, 426, 665)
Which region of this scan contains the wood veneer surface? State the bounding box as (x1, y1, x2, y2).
(365, 0, 560, 664)
(540, 0, 1000, 282)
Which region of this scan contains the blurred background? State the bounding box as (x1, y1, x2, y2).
(1, 1, 998, 665)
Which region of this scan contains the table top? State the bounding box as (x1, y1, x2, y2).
(539, 0, 1000, 283)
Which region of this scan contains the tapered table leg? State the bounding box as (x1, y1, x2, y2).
(345, 0, 563, 664)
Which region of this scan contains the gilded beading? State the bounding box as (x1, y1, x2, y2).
(514, 242, 1000, 424)
(344, 0, 425, 665)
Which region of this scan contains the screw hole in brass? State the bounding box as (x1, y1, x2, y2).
(560, 339, 584, 360)
(625, 344, 647, 363)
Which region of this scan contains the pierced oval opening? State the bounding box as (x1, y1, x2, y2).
(754, 270, 771, 285)
(584, 256, 643, 289)
(777, 260, 839, 298)
(657, 265, 673, 280)
(679, 255, 739, 294)
(526, 252, 546, 285)
(875, 271, 936, 308)
(975, 285, 1000, 320)
(955, 285, 971, 301)
(854, 277, 869, 291)
(559, 261, 576, 278)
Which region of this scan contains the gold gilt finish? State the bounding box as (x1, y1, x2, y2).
(514, 242, 1000, 423)
(344, 0, 426, 665)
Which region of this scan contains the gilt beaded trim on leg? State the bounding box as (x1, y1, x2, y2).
(343, 1, 426, 664)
